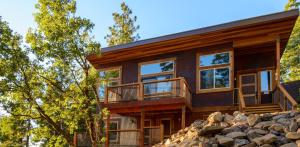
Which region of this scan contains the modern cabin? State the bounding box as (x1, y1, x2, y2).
(86, 9, 299, 147)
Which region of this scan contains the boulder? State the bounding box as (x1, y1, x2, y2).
(226, 132, 246, 139)
(241, 142, 257, 147)
(277, 118, 291, 126)
(222, 126, 242, 134)
(269, 123, 285, 132)
(224, 114, 234, 125)
(198, 125, 225, 136)
(289, 119, 298, 132)
(286, 132, 300, 140)
(280, 143, 297, 147)
(233, 139, 249, 147)
(207, 112, 223, 123)
(247, 114, 261, 126)
(254, 121, 273, 129)
(252, 134, 277, 146)
(215, 135, 234, 147)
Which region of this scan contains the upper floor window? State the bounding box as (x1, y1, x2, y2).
(98, 67, 121, 99)
(139, 59, 175, 97)
(197, 51, 232, 92)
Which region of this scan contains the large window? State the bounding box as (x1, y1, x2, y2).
(197, 51, 232, 92)
(260, 70, 272, 94)
(98, 67, 121, 100)
(139, 59, 175, 96)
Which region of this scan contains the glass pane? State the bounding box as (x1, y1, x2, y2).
(99, 69, 120, 79)
(215, 68, 230, 88)
(142, 75, 173, 95)
(98, 81, 106, 99)
(200, 52, 229, 67)
(261, 71, 272, 92)
(141, 61, 174, 75)
(200, 69, 214, 89)
(109, 122, 118, 141)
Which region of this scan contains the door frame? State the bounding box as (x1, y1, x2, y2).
(239, 73, 258, 105)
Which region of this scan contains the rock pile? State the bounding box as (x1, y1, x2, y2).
(154, 111, 300, 147)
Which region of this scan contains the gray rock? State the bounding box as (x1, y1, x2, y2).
(289, 119, 298, 132)
(233, 139, 249, 147)
(198, 125, 225, 136)
(252, 133, 277, 146)
(260, 144, 273, 147)
(277, 118, 291, 126)
(224, 113, 234, 125)
(273, 114, 287, 120)
(222, 126, 242, 134)
(207, 112, 223, 123)
(247, 129, 268, 141)
(254, 121, 273, 129)
(280, 143, 297, 147)
(286, 132, 300, 140)
(269, 123, 285, 132)
(216, 135, 234, 147)
(241, 142, 257, 147)
(247, 114, 261, 126)
(226, 132, 246, 139)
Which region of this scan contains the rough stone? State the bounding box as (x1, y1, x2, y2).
(252, 133, 277, 146)
(224, 114, 234, 125)
(277, 118, 291, 126)
(222, 126, 242, 134)
(286, 132, 300, 140)
(198, 125, 225, 136)
(226, 132, 246, 139)
(215, 135, 234, 147)
(289, 119, 298, 132)
(207, 112, 223, 123)
(241, 142, 257, 147)
(280, 143, 297, 147)
(247, 114, 261, 126)
(269, 123, 285, 132)
(233, 139, 249, 147)
(254, 121, 273, 129)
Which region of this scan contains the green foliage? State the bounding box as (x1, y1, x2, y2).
(105, 2, 140, 46)
(281, 0, 300, 82)
(0, 0, 105, 146)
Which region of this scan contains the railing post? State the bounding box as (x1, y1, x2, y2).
(105, 114, 110, 147)
(140, 110, 145, 147)
(181, 106, 186, 129)
(139, 83, 144, 101)
(104, 87, 108, 104)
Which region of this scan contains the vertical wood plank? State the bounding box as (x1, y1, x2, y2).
(257, 72, 261, 104)
(104, 87, 108, 104)
(276, 36, 281, 84)
(140, 110, 145, 147)
(73, 132, 77, 147)
(181, 106, 186, 129)
(105, 115, 110, 147)
(160, 124, 164, 142)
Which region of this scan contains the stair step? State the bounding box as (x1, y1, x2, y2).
(243, 104, 282, 114)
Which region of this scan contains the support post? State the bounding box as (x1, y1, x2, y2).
(181, 106, 186, 129)
(139, 83, 144, 101)
(105, 115, 110, 147)
(160, 124, 164, 142)
(276, 36, 281, 84)
(73, 132, 77, 147)
(140, 110, 145, 147)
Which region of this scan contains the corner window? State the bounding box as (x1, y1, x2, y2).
(98, 67, 121, 99)
(197, 52, 232, 92)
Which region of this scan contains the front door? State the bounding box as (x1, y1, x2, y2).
(239, 73, 257, 105)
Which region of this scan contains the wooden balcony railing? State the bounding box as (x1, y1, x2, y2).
(104, 77, 192, 108)
(273, 84, 298, 111)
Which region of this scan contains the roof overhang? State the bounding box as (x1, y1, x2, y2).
(88, 9, 299, 66)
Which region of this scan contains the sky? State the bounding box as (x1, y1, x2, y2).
(0, 0, 288, 48)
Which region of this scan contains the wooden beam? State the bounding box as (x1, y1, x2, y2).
(140, 110, 145, 147)
(181, 106, 186, 129)
(276, 36, 281, 84)
(105, 115, 110, 147)
(73, 132, 77, 147)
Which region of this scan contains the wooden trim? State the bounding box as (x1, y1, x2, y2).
(196, 49, 234, 94)
(278, 84, 298, 109)
(236, 66, 275, 74)
(140, 110, 145, 147)
(192, 105, 237, 112)
(257, 71, 261, 104)
(276, 36, 280, 84)
(239, 73, 257, 104)
(105, 114, 110, 147)
(138, 57, 176, 82)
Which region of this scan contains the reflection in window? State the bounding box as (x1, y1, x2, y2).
(98, 68, 121, 99)
(261, 70, 272, 93)
(141, 61, 174, 75)
(140, 59, 175, 97)
(198, 52, 231, 90)
(108, 120, 119, 143)
(200, 52, 229, 67)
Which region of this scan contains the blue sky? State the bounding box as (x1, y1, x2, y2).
(0, 0, 287, 47)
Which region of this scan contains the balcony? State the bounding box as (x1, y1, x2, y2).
(103, 77, 192, 112)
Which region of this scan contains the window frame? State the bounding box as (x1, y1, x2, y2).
(104, 118, 121, 144)
(196, 50, 234, 93)
(138, 58, 176, 82)
(96, 66, 122, 101)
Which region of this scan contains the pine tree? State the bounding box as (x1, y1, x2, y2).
(281, 0, 300, 82)
(105, 2, 140, 46)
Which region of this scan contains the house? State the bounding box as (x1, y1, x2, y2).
(283, 80, 300, 103)
(87, 9, 299, 147)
